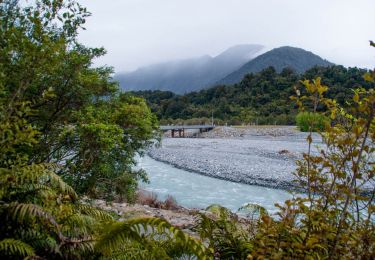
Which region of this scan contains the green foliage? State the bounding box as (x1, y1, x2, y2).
(237, 203, 268, 220)
(0, 239, 35, 258)
(196, 49, 375, 259)
(223, 68, 375, 259)
(1, 1, 208, 259)
(296, 111, 330, 132)
(62, 93, 158, 201)
(132, 65, 372, 125)
(198, 204, 254, 259)
(96, 217, 210, 259)
(283, 73, 375, 258)
(0, 139, 113, 258)
(0, 0, 159, 201)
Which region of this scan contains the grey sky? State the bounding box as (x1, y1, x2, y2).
(78, 0, 375, 73)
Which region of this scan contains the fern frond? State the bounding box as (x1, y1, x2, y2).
(13, 183, 54, 199)
(0, 239, 35, 258)
(6, 203, 59, 230)
(197, 206, 253, 259)
(96, 217, 209, 259)
(205, 204, 233, 219)
(61, 213, 97, 237)
(9, 164, 53, 185)
(2, 164, 77, 200)
(196, 213, 216, 241)
(60, 240, 95, 258)
(62, 213, 96, 228)
(17, 229, 58, 253)
(95, 221, 144, 256)
(98, 239, 170, 260)
(75, 204, 113, 221)
(48, 171, 78, 200)
(238, 203, 268, 219)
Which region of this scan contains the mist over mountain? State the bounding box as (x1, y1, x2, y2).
(115, 44, 264, 94)
(217, 46, 333, 85)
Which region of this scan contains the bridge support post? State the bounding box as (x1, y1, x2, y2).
(160, 125, 215, 138)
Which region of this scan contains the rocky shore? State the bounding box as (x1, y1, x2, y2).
(91, 199, 231, 238)
(149, 126, 322, 191)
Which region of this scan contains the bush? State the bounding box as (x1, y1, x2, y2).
(296, 111, 330, 132)
(163, 195, 179, 210)
(136, 190, 162, 208)
(137, 191, 180, 210)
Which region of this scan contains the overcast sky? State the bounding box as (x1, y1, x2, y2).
(78, 0, 375, 73)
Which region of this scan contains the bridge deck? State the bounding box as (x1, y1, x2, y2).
(160, 125, 215, 131)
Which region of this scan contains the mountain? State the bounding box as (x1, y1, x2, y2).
(217, 46, 333, 85)
(115, 44, 264, 94)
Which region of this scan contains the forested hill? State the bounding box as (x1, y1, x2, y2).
(130, 65, 371, 125)
(115, 44, 264, 94)
(218, 46, 333, 85)
(116, 46, 332, 94)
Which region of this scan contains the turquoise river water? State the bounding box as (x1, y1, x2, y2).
(138, 156, 293, 214)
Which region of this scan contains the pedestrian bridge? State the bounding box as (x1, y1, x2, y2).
(160, 125, 215, 138)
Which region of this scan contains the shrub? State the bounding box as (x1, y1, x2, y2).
(163, 195, 179, 210)
(296, 111, 330, 132)
(137, 191, 180, 210)
(136, 190, 161, 208)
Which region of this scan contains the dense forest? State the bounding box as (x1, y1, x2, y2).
(131, 65, 372, 125)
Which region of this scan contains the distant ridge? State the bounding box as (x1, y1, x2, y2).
(115, 44, 264, 94)
(217, 46, 333, 85)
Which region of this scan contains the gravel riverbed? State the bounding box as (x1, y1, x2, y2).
(149, 126, 323, 191)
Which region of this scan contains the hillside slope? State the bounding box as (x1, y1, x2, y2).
(115, 44, 263, 94)
(130, 65, 371, 125)
(217, 46, 333, 85)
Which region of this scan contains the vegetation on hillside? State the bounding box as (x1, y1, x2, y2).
(218, 46, 333, 85)
(116, 44, 264, 94)
(116, 45, 332, 94)
(131, 65, 372, 125)
(1, 0, 374, 259)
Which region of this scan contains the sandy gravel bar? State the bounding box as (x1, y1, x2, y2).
(149, 126, 323, 190)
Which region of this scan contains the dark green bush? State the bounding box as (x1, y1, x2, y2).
(296, 111, 329, 132)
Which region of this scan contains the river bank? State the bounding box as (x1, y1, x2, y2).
(138, 155, 292, 213)
(91, 198, 254, 239)
(149, 126, 322, 191)
(91, 199, 200, 236)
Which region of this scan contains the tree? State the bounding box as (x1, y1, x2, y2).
(0, 1, 208, 258)
(0, 0, 159, 200)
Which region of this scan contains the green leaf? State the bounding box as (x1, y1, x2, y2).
(0, 239, 35, 257)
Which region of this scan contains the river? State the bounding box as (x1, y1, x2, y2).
(138, 155, 293, 215)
